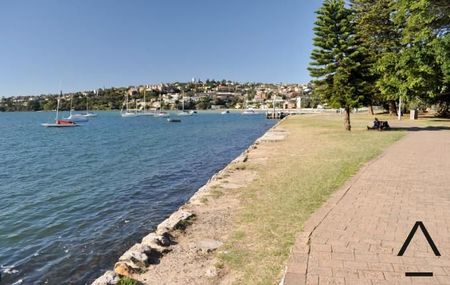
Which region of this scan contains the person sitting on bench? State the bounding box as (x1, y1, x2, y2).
(380, 120, 390, 130)
(367, 118, 390, 130)
(367, 118, 380, 130)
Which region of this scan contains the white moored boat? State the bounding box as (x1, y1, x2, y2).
(82, 93, 97, 117)
(177, 97, 192, 116)
(66, 113, 89, 122)
(83, 112, 97, 117)
(155, 111, 169, 117)
(136, 89, 155, 116)
(242, 108, 258, 115)
(121, 92, 138, 117)
(64, 95, 89, 122)
(121, 111, 138, 117)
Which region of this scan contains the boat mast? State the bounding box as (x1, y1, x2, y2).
(56, 91, 61, 121)
(143, 89, 146, 113)
(70, 95, 73, 116)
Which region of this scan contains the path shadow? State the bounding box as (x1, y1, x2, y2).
(389, 126, 450, 132)
(425, 119, 450, 122)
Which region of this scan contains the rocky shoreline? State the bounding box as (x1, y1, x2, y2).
(91, 118, 289, 285)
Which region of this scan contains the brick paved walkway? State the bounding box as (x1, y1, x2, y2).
(283, 129, 450, 285)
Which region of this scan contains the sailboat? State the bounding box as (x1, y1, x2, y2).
(177, 96, 192, 116)
(242, 94, 259, 115)
(64, 95, 89, 122)
(82, 93, 97, 117)
(154, 94, 169, 117)
(121, 92, 138, 117)
(137, 89, 154, 116)
(42, 91, 79, 127)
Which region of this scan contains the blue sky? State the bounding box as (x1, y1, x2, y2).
(0, 0, 322, 97)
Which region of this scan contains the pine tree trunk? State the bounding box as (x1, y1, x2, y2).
(388, 100, 397, 115)
(344, 107, 351, 131)
(368, 105, 374, 115)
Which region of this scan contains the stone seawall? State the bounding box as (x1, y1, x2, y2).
(91, 116, 290, 285)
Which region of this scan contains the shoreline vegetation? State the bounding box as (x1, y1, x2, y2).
(0, 80, 311, 113)
(92, 113, 422, 285)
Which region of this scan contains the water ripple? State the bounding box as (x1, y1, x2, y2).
(0, 111, 273, 284)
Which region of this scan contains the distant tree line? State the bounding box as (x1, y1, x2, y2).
(0, 87, 129, 112)
(0, 81, 247, 112)
(309, 0, 450, 130)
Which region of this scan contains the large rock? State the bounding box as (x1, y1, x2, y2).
(118, 243, 152, 268)
(158, 233, 171, 246)
(141, 232, 160, 247)
(141, 233, 173, 256)
(156, 210, 195, 234)
(91, 271, 119, 285)
(142, 232, 171, 246)
(114, 261, 142, 277)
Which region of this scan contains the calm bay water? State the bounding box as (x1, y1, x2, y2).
(0, 111, 274, 285)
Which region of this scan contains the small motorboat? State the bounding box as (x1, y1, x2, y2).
(167, 118, 181, 123)
(242, 109, 258, 115)
(155, 111, 169, 117)
(221, 110, 230, 114)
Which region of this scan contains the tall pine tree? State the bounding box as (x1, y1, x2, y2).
(309, 0, 366, 131)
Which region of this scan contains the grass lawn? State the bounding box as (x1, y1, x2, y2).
(218, 113, 409, 284)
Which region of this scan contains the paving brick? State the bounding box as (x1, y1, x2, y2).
(308, 266, 333, 277)
(306, 274, 319, 285)
(284, 131, 450, 285)
(367, 262, 394, 272)
(284, 272, 306, 285)
(318, 276, 345, 285)
(344, 278, 372, 285)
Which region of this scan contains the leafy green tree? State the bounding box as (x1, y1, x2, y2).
(29, 99, 42, 111)
(43, 98, 57, 111)
(435, 33, 450, 87)
(195, 96, 211, 110)
(351, 0, 401, 114)
(309, 0, 367, 130)
(391, 0, 447, 111)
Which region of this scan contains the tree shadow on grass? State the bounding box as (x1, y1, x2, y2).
(389, 126, 450, 132)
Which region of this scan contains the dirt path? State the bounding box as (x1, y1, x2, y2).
(131, 124, 289, 284)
